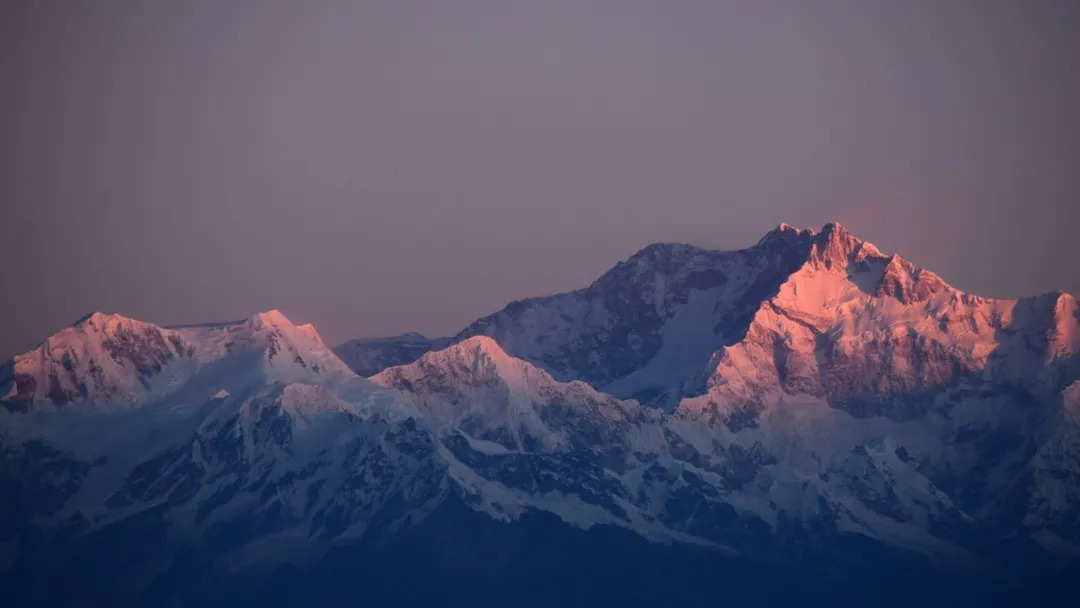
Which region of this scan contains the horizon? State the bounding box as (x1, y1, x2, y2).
(7, 218, 1077, 360)
(4, 4, 1080, 603)
(3, 1, 1079, 360)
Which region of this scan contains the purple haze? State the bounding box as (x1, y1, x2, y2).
(2, 1, 1078, 357)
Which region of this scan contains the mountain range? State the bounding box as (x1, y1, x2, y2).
(2, 222, 1078, 607)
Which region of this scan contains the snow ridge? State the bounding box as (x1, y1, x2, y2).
(2, 309, 357, 408)
(2, 221, 1079, 593)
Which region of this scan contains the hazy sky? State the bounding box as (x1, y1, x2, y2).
(2, 1, 1078, 357)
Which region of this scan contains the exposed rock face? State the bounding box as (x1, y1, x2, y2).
(334, 333, 451, 377)
(874, 255, 948, 304)
(2, 310, 355, 408)
(1, 313, 193, 407)
(676, 224, 1079, 423)
(436, 222, 1077, 423)
(2, 222, 1079, 606)
(453, 226, 818, 408)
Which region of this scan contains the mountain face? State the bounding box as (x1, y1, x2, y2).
(3, 223, 1080, 607)
(680, 223, 1080, 419)
(453, 225, 819, 409)
(0, 310, 353, 410)
(450, 223, 1080, 415)
(333, 333, 451, 377)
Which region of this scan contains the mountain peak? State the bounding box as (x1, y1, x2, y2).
(432, 335, 516, 370)
(72, 311, 138, 329)
(374, 335, 553, 395)
(229, 311, 353, 378)
(756, 222, 818, 247)
(6, 312, 187, 406)
(72, 311, 108, 326)
(247, 309, 293, 328)
(807, 221, 884, 269)
(821, 220, 847, 233)
(624, 242, 704, 266)
(244, 309, 326, 340)
(64, 311, 179, 342)
(774, 221, 817, 237)
(870, 255, 948, 303)
(449, 334, 510, 356)
(371, 336, 626, 446)
(817, 220, 856, 248)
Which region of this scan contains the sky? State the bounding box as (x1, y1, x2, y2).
(2, 1, 1078, 357)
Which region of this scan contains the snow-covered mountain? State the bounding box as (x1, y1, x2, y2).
(2, 223, 1079, 606)
(1, 309, 354, 409)
(452, 225, 817, 409)
(368, 337, 986, 560)
(450, 222, 1080, 416)
(679, 222, 1080, 420)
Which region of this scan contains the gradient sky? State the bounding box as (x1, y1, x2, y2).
(2, 1, 1078, 357)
